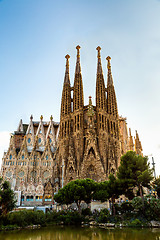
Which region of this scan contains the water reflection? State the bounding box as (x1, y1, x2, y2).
(0, 226, 160, 240)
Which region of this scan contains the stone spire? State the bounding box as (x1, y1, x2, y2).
(96, 46, 107, 111)
(75, 45, 81, 73)
(96, 46, 103, 74)
(135, 130, 143, 155)
(106, 56, 118, 117)
(64, 54, 70, 84)
(60, 55, 71, 117)
(128, 128, 134, 151)
(73, 45, 84, 111)
(106, 56, 113, 86)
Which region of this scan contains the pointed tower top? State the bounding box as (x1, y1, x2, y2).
(50, 115, 53, 121)
(75, 45, 81, 73)
(96, 46, 101, 58)
(96, 46, 103, 74)
(40, 115, 43, 121)
(30, 115, 33, 121)
(64, 54, 70, 84)
(76, 45, 81, 55)
(89, 96, 92, 105)
(106, 56, 113, 86)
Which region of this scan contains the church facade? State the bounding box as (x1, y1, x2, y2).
(0, 46, 143, 205)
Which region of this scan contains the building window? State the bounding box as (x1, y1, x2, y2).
(38, 138, 41, 143)
(9, 154, 12, 160)
(26, 196, 33, 201)
(46, 155, 48, 160)
(22, 155, 24, 160)
(28, 138, 31, 143)
(50, 138, 52, 143)
(36, 196, 43, 202)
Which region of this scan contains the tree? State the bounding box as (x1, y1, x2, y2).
(0, 180, 16, 216)
(54, 179, 97, 213)
(107, 174, 123, 215)
(153, 176, 160, 198)
(93, 181, 109, 202)
(117, 151, 153, 201)
(93, 175, 123, 215)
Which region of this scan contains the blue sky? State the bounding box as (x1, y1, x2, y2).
(0, 0, 160, 175)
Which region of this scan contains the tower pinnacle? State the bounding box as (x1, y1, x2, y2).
(64, 54, 70, 84)
(96, 46, 103, 74)
(75, 45, 81, 73)
(106, 56, 113, 86)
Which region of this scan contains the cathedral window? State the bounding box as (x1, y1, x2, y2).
(50, 138, 52, 143)
(28, 138, 31, 143)
(107, 120, 110, 133)
(22, 155, 24, 160)
(9, 154, 12, 160)
(38, 138, 41, 143)
(46, 155, 48, 160)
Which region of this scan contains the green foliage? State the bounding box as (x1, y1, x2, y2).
(54, 179, 97, 212)
(132, 197, 144, 212)
(144, 196, 160, 221)
(117, 151, 153, 199)
(131, 196, 160, 221)
(7, 210, 45, 227)
(96, 208, 110, 223)
(153, 177, 160, 198)
(0, 209, 83, 227)
(0, 181, 16, 216)
(57, 211, 83, 225)
(81, 207, 92, 216)
(128, 218, 142, 227)
(118, 202, 134, 215)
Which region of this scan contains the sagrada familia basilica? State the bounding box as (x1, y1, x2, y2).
(0, 46, 143, 205)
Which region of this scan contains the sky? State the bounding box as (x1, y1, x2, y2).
(0, 0, 160, 175)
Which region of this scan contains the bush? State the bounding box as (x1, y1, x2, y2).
(128, 218, 142, 227)
(57, 210, 83, 225)
(118, 202, 134, 215)
(97, 208, 110, 223)
(81, 208, 92, 216)
(6, 210, 45, 227)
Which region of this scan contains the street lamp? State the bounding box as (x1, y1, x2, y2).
(152, 157, 156, 179)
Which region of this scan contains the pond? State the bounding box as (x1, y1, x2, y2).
(0, 226, 160, 240)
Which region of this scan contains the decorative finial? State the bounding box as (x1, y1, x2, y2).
(89, 96, 92, 105)
(106, 56, 111, 69)
(76, 45, 81, 57)
(30, 115, 33, 121)
(75, 45, 81, 73)
(65, 54, 70, 60)
(65, 55, 70, 70)
(64, 54, 70, 84)
(40, 115, 43, 121)
(96, 46, 101, 58)
(50, 115, 53, 121)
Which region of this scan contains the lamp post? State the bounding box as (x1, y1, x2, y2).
(152, 157, 156, 179)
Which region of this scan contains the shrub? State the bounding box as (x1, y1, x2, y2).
(7, 210, 45, 227)
(97, 208, 110, 223)
(81, 208, 92, 216)
(118, 202, 134, 215)
(128, 218, 142, 227)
